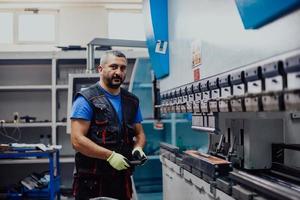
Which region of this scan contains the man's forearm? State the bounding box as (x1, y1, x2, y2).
(135, 133, 146, 148)
(134, 123, 146, 148)
(72, 134, 112, 160)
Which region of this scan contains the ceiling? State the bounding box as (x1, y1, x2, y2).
(0, 0, 143, 10)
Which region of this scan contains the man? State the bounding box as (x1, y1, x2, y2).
(71, 50, 146, 200)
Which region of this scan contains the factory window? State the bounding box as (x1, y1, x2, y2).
(108, 11, 145, 41)
(17, 11, 57, 43)
(0, 12, 13, 43)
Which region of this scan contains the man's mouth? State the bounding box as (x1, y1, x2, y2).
(112, 75, 122, 82)
(112, 78, 121, 82)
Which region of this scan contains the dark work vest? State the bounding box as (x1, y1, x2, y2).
(74, 83, 139, 175)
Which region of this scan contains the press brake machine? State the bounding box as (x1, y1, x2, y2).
(159, 49, 300, 200)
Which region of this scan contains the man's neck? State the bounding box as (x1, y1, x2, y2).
(99, 80, 120, 95)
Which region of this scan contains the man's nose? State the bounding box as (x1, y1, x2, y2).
(115, 67, 124, 75)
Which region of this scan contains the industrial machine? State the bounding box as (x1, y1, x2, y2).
(159, 49, 300, 200)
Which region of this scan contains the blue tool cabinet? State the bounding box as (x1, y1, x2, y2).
(0, 149, 60, 200)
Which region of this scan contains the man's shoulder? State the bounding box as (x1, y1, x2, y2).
(79, 83, 104, 100)
(121, 89, 139, 102)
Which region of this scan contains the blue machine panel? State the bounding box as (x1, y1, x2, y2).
(235, 0, 300, 29)
(143, 0, 169, 79)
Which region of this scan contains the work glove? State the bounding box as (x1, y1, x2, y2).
(132, 146, 147, 164)
(107, 151, 130, 171)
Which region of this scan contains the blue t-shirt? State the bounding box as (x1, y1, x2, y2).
(71, 86, 143, 124)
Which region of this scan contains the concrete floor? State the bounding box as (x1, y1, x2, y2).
(137, 192, 162, 200)
(60, 192, 162, 200)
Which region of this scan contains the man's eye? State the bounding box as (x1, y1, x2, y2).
(110, 65, 118, 69)
(120, 65, 127, 71)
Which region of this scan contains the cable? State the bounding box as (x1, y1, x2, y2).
(0, 120, 9, 136)
(0, 120, 22, 142)
(11, 126, 22, 142)
(11, 118, 22, 142)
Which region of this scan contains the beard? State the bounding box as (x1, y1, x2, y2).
(105, 74, 124, 89)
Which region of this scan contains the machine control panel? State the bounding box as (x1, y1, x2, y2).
(262, 61, 284, 92)
(230, 71, 245, 112)
(193, 81, 201, 101)
(200, 80, 210, 113)
(181, 86, 188, 113)
(284, 54, 300, 90)
(170, 90, 176, 113)
(159, 50, 300, 115)
(244, 67, 263, 111)
(219, 74, 231, 98)
(186, 84, 194, 112)
(218, 74, 231, 112)
(187, 83, 194, 102)
(160, 93, 166, 114)
(209, 77, 219, 112)
(284, 55, 300, 110)
(201, 80, 210, 99)
(193, 81, 201, 113)
(231, 71, 245, 96)
(244, 66, 263, 94)
(209, 77, 220, 99)
(175, 88, 182, 113)
(261, 61, 284, 111)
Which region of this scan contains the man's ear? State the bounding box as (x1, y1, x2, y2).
(97, 65, 102, 73)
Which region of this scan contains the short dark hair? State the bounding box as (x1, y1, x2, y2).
(100, 50, 127, 66)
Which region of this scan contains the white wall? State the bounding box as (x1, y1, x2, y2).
(0, 6, 108, 51)
(59, 6, 107, 47)
(161, 0, 300, 92)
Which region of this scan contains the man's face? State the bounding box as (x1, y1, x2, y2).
(99, 55, 127, 89)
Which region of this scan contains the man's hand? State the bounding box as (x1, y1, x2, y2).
(132, 146, 147, 160)
(107, 151, 130, 170)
